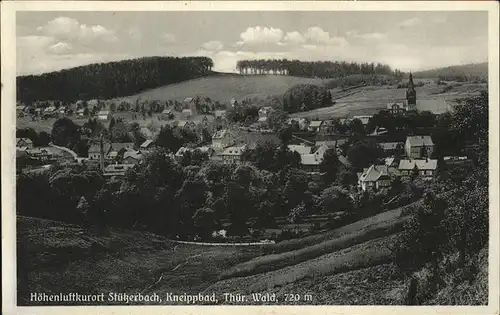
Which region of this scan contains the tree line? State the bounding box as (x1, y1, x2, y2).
(17, 56, 214, 103)
(236, 59, 402, 78)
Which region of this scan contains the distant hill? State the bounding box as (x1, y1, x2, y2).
(115, 73, 327, 104)
(413, 62, 488, 80)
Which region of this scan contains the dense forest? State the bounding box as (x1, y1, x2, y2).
(283, 84, 332, 113)
(16, 56, 214, 103)
(236, 59, 402, 78)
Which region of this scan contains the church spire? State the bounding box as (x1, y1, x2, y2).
(406, 71, 416, 107)
(408, 72, 415, 91)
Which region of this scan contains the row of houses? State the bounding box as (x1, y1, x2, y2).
(286, 114, 374, 134)
(357, 157, 438, 191)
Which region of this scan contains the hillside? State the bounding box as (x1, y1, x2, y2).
(115, 73, 327, 104)
(413, 62, 488, 79)
(290, 81, 487, 119)
(17, 203, 411, 305)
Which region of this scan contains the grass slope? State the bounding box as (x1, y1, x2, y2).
(115, 73, 327, 103)
(17, 216, 264, 305)
(291, 82, 487, 119)
(414, 62, 488, 79)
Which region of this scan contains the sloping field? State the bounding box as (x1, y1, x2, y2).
(219, 213, 408, 280)
(291, 82, 487, 119)
(16, 216, 264, 305)
(116, 73, 327, 103)
(17, 199, 421, 305)
(204, 234, 403, 304)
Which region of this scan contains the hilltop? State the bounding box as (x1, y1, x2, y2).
(413, 62, 488, 79)
(115, 73, 327, 104)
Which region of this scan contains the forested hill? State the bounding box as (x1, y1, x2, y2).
(16, 56, 214, 103)
(413, 62, 488, 81)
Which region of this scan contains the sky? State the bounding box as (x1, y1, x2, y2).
(16, 11, 488, 76)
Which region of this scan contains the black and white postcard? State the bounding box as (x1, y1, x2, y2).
(2, 1, 499, 315)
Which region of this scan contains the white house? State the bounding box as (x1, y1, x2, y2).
(405, 135, 434, 158)
(386, 102, 408, 115)
(298, 144, 332, 173)
(258, 106, 274, 118)
(220, 145, 246, 165)
(177, 120, 196, 130)
(97, 110, 111, 121)
(181, 109, 193, 119)
(288, 144, 313, 155)
(211, 129, 236, 151)
(357, 165, 398, 191)
(308, 120, 323, 132)
(398, 158, 438, 178)
(16, 138, 34, 149)
(140, 139, 155, 151)
(287, 118, 309, 131)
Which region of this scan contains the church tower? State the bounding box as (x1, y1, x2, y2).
(406, 72, 417, 109)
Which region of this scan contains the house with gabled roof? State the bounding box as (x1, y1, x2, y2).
(97, 110, 112, 121)
(405, 135, 434, 158)
(220, 144, 246, 165)
(399, 158, 437, 178)
(212, 129, 236, 151)
(140, 139, 155, 150)
(357, 165, 399, 191)
(16, 138, 34, 149)
(386, 102, 408, 115)
(308, 120, 323, 132)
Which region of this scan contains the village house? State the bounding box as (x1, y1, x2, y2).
(357, 165, 399, 192)
(88, 142, 111, 161)
(384, 157, 400, 168)
(106, 143, 135, 162)
(220, 144, 246, 165)
(16, 105, 27, 117)
(399, 158, 438, 178)
(175, 146, 213, 162)
(299, 144, 331, 173)
(181, 109, 193, 119)
(258, 106, 274, 118)
(97, 110, 112, 121)
(257, 116, 269, 128)
(44, 106, 57, 115)
(26, 148, 53, 162)
(288, 144, 313, 156)
(177, 120, 196, 130)
(140, 127, 154, 140)
(378, 142, 405, 156)
(212, 129, 237, 151)
(16, 138, 34, 149)
(214, 110, 227, 120)
(308, 120, 323, 132)
(443, 156, 473, 166)
(123, 151, 143, 165)
(318, 120, 336, 135)
(57, 106, 67, 116)
(140, 139, 155, 151)
(405, 135, 434, 158)
(286, 118, 309, 131)
(386, 102, 408, 115)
